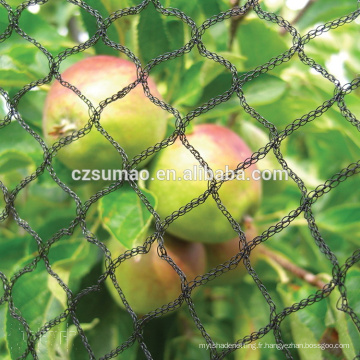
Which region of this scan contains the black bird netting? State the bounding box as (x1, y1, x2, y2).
(0, 0, 360, 359)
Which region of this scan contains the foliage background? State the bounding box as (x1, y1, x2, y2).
(0, 0, 359, 359)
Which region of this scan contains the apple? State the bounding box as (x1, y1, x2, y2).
(42, 55, 167, 171)
(105, 233, 206, 315)
(148, 124, 262, 244)
(205, 216, 259, 286)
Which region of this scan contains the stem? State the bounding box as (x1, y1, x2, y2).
(228, 0, 250, 51)
(257, 245, 327, 289)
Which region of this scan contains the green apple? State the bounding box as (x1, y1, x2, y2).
(148, 124, 262, 244)
(105, 234, 206, 315)
(42, 55, 167, 171)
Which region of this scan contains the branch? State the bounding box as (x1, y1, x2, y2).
(228, 0, 251, 50)
(257, 245, 327, 289)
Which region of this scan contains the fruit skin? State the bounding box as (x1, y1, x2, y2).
(205, 217, 259, 286)
(43, 55, 167, 170)
(105, 234, 206, 315)
(148, 124, 262, 244)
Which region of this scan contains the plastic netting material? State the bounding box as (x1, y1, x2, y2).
(1, 0, 360, 359)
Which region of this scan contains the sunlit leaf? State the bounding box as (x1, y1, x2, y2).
(297, 0, 357, 30)
(5, 261, 66, 359)
(173, 61, 204, 107)
(80, 0, 119, 56)
(99, 184, 157, 249)
(0, 150, 34, 174)
(277, 283, 324, 360)
(237, 18, 288, 71)
(137, 3, 170, 64)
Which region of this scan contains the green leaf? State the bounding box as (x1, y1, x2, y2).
(7, 44, 48, 78)
(17, 88, 47, 129)
(315, 204, 360, 237)
(0, 149, 37, 191)
(173, 61, 204, 107)
(199, 72, 232, 105)
(210, 287, 237, 321)
(296, 226, 335, 273)
(327, 284, 360, 360)
(0, 7, 8, 34)
(65, 318, 99, 359)
(3, 233, 99, 358)
(195, 97, 240, 122)
(304, 128, 359, 176)
(237, 18, 288, 71)
(0, 237, 30, 279)
(160, 18, 185, 102)
(68, 262, 139, 359)
(0, 55, 38, 89)
(163, 0, 202, 21)
(200, 0, 221, 19)
(197, 72, 286, 124)
(0, 121, 44, 166)
(277, 283, 324, 360)
(202, 52, 246, 88)
(17, 11, 74, 54)
(297, 0, 357, 30)
(47, 238, 99, 307)
(203, 21, 228, 52)
(0, 150, 34, 174)
(0, 305, 10, 359)
(137, 3, 170, 64)
(253, 73, 326, 128)
(98, 184, 157, 249)
(4, 261, 66, 359)
(200, 72, 286, 109)
(237, 120, 269, 152)
(233, 281, 286, 359)
(345, 269, 360, 315)
(28, 180, 72, 206)
(164, 336, 210, 360)
(242, 74, 287, 107)
(1, 0, 24, 7)
(294, 289, 328, 340)
(80, 0, 119, 56)
(165, 18, 185, 52)
(343, 92, 360, 127)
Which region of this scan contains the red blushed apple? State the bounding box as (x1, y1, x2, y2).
(148, 124, 262, 244)
(42, 55, 167, 171)
(105, 234, 206, 315)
